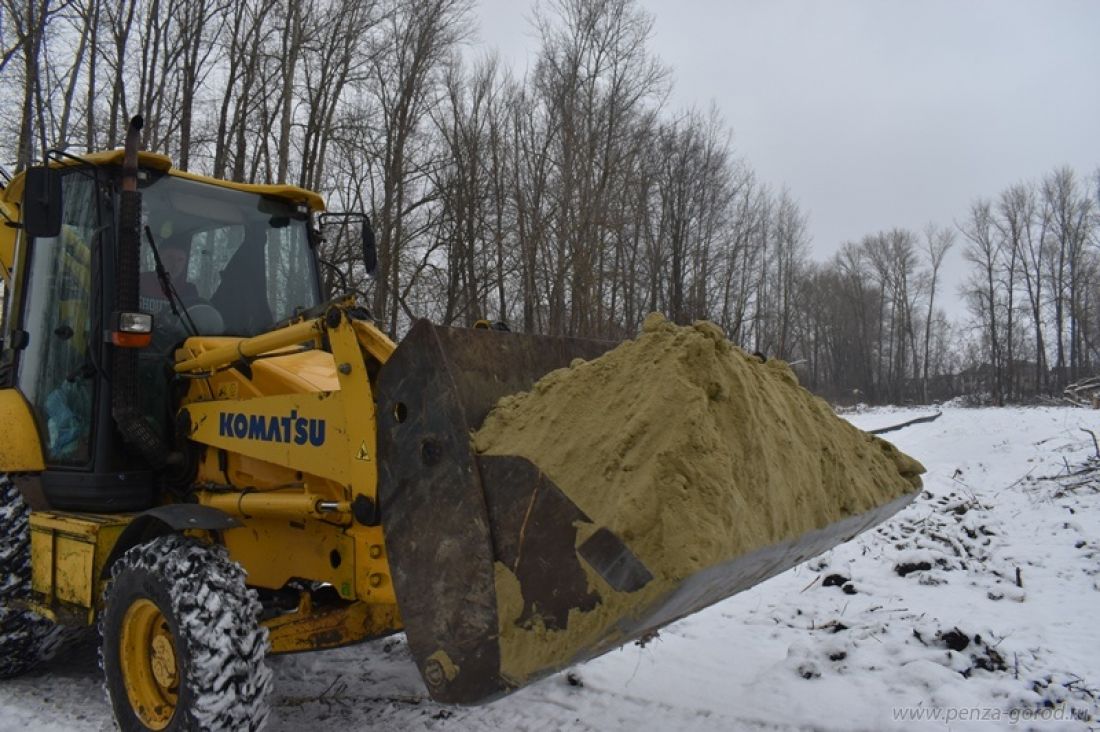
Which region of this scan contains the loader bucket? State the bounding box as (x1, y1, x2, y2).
(374, 320, 917, 704)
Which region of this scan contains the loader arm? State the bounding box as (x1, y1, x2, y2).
(174, 300, 403, 651)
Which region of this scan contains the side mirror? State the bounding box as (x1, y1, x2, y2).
(22, 166, 63, 238)
(362, 217, 377, 276)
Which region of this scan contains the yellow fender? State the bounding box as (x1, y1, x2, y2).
(0, 389, 44, 471)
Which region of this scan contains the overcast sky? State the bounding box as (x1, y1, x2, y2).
(473, 0, 1100, 316)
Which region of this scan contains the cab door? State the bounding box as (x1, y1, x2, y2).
(15, 172, 100, 466)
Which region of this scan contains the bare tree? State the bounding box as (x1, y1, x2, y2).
(998, 182, 1048, 393)
(172, 0, 225, 169)
(531, 0, 667, 336)
(368, 0, 472, 333)
(960, 199, 1004, 405)
(1042, 167, 1094, 388)
(2, 0, 53, 169)
(921, 223, 954, 401)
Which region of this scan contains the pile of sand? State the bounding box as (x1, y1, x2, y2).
(473, 313, 924, 682)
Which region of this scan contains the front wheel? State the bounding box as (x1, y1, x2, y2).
(100, 534, 272, 731)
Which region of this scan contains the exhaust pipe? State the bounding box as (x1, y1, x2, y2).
(111, 115, 168, 469)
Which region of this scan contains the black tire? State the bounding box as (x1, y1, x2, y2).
(0, 476, 65, 678)
(100, 534, 272, 731)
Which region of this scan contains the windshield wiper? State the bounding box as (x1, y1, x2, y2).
(144, 225, 199, 336)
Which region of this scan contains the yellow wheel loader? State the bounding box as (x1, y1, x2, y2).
(0, 117, 919, 730)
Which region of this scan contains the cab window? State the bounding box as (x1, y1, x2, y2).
(17, 173, 99, 464)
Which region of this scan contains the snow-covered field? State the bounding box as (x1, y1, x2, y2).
(2, 406, 1098, 731)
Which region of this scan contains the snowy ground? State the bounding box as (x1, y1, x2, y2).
(2, 406, 1098, 731)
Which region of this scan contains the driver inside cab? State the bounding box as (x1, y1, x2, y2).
(139, 234, 225, 342)
(139, 239, 198, 314)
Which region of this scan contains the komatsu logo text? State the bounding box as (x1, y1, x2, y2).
(218, 411, 326, 446)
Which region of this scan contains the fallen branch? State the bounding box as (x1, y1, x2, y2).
(1057, 479, 1100, 494)
(869, 411, 943, 435)
(1064, 376, 1100, 408)
(1080, 428, 1100, 460)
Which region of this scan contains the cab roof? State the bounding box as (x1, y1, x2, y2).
(1, 150, 326, 212)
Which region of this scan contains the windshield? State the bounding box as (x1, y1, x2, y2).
(138, 173, 319, 336)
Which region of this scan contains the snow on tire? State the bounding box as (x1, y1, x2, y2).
(0, 475, 64, 678)
(100, 534, 273, 731)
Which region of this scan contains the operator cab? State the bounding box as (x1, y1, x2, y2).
(2, 155, 326, 511)
(138, 173, 321, 339)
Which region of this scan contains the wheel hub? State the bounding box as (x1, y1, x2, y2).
(150, 632, 178, 689)
(119, 598, 179, 730)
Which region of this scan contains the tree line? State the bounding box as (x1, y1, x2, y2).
(2, 0, 1097, 404)
(958, 168, 1099, 403)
